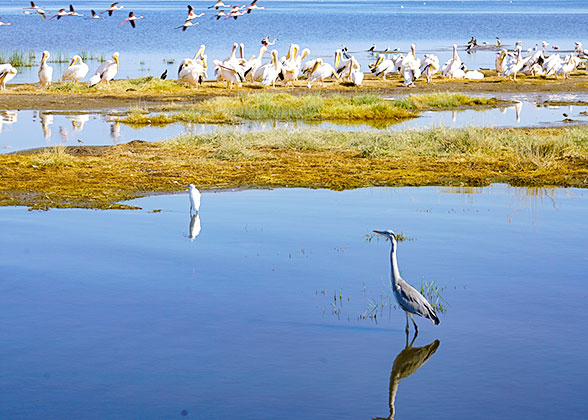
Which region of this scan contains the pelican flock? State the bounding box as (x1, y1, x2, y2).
(0, 2, 586, 90)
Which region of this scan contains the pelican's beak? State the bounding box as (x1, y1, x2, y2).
(69, 57, 77, 66)
(114, 55, 119, 72)
(196, 45, 205, 59)
(310, 60, 320, 74)
(375, 55, 382, 68)
(335, 50, 340, 67)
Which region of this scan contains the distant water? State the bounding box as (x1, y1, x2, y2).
(1, 0, 587, 83)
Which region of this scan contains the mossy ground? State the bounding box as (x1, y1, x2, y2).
(1, 126, 587, 210)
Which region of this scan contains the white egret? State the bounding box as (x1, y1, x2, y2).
(189, 184, 201, 214)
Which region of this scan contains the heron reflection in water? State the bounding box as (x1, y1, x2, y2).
(374, 332, 440, 420)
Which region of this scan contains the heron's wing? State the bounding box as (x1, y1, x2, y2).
(397, 280, 439, 324)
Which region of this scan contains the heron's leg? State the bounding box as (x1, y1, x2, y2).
(409, 329, 418, 347)
(405, 312, 409, 333)
(410, 314, 419, 333)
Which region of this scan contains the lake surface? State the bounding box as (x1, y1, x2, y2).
(3, 94, 588, 152)
(1, 0, 587, 83)
(1, 185, 587, 419)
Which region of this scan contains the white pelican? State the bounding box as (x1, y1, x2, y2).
(243, 46, 267, 81)
(557, 55, 580, 79)
(0, 64, 17, 90)
(420, 54, 439, 83)
(88, 52, 120, 86)
(307, 58, 339, 88)
(495, 49, 507, 76)
(214, 58, 245, 89)
(49, 8, 68, 20)
(260, 50, 282, 88)
(543, 54, 563, 77)
(178, 46, 208, 88)
(400, 44, 421, 86)
(246, 0, 265, 13)
(121, 11, 144, 28)
(335, 49, 361, 82)
(85, 10, 104, 20)
(342, 57, 363, 86)
(0, 16, 12, 26)
(503, 45, 524, 80)
(282, 47, 309, 86)
(38, 50, 53, 87)
(441, 44, 462, 79)
(464, 69, 484, 80)
(521, 41, 547, 73)
(369, 54, 396, 80)
(62, 55, 89, 82)
(102, 2, 125, 16)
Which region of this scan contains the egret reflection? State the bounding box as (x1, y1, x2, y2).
(188, 213, 201, 241)
(374, 333, 440, 420)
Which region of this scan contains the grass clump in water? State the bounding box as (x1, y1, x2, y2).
(391, 92, 497, 109)
(0, 50, 36, 67)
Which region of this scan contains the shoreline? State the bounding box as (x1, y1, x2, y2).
(1, 126, 587, 210)
(1, 72, 588, 110)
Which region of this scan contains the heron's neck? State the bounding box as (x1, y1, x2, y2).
(390, 246, 401, 287)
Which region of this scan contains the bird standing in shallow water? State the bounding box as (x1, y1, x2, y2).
(189, 184, 201, 214)
(373, 230, 440, 333)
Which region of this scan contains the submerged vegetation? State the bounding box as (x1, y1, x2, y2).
(121, 92, 498, 126)
(0, 49, 105, 67)
(1, 125, 587, 209)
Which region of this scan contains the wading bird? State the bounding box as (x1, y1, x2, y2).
(88, 52, 119, 86)
(0, 64, 17, 90)
(121, 11, 144, 28)
(38, 50, 53, 87)
(373, 230, 440, 332)
(189, 184, 201, 214)
(62, 55, 89, 82)
(102, 2, 124, 16)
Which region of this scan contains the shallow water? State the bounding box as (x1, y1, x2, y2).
(1, 0, 587, 83)
(1, 185, 587, 419)
(2, 95, 588, 152)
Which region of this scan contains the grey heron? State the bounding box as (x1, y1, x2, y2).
(373, 230, 440, 332)
(188, 184, 201, 214)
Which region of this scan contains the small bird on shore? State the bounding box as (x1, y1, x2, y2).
(373, 230, 440, 332)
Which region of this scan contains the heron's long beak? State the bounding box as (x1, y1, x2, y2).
(373, 230, 386, 235)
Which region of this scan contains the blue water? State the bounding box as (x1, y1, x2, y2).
(1, 185, 588, 419)
(1, 0, 587, 82)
